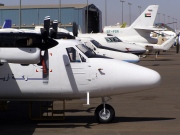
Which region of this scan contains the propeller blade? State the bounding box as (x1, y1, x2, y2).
(42, 50, 49, 83)
(73, 22, 78, 37)
(44, 16, 51, 36)
(52, 20, 58, 33)
(50, 20, 58, 38)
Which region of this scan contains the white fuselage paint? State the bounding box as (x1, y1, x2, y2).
(77, 37, 140, 63)
(78, 33, 146, 54)
(0, 40, 161, 101)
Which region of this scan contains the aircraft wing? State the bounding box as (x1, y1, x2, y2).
(134, 26, 166, 31)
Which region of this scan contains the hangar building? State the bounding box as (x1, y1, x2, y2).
(0, 4, 102, 33)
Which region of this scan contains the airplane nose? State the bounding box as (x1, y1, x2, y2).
(92, 59, 161, 96)
(130, 54, 140, 63)
(123, 53, 140, 63)
(111, 61, 161, 93)
(125, 44, 146, 55)
(137, 67, 161, 89)
(129, 66, 161, 90)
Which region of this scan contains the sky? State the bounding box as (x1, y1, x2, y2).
(0, 0, 179, 29)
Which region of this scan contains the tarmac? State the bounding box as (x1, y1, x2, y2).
(0, 47, 180, 135)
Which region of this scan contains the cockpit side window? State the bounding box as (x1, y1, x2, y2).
(79, 53, 86, 62)
(113, 37, 122, 42)
(105, 37, 122, 43)
(90, 40, 101, 48)
(66, 47, 81, 63)
(105, 37, 112, 42)
(84, 42, 94, 50)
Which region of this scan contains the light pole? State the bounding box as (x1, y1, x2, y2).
(19, 0, 21, 29)
(86, 0, 88, 33)
(59, 0, 61, 25)
(138, 6, 141, 15)
(105, 0, 107, 26)
(128, 2, 132, 25)
(163, 14, 165, 24)
(173, 18, 174, 29)
(157, 13, 160, 23)
(168, 16, 170, 26)
(176, 19, 178, 29)
(120, 0, 125, 24)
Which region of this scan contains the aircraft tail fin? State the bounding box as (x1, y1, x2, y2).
(130, 5, 159, 28)
(2, 19, 12, 28)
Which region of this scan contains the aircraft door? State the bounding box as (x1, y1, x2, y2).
(65, 47, 89, 85)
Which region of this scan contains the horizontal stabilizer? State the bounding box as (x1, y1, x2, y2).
(134, 26, 166, 31)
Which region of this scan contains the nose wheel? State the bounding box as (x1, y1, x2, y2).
(95, 97, 115, 123)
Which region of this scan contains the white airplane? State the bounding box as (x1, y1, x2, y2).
(0, 17, 161, 123)
(34, 25, 146, 55)
(103, 5, 162, 44)
(77, 33, 146, 55)
(103, 4, 176, 54)
(34, 22, 145, 60)
(77, 37, 140, 63)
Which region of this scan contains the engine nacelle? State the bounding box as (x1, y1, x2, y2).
(0, 48, 40, 64)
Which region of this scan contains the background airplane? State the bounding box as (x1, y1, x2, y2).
(103, 5, 160, 44)
(77, 33, 146, 55)
(77, 37, 140, 63)
(103, 4, 177, 55)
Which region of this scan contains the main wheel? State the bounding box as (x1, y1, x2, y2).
(95, 104, 115, 123)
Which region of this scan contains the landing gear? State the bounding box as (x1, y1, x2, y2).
(155, 51, 160, 58)
(95, 97, 115, 123)
(0, 101, 7, 111)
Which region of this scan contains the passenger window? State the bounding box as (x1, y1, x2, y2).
(66, 47, 81, 63)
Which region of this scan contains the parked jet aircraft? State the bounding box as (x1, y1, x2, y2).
(34, 21, 146, 62)
(35, 25, 146, 55)
(77, 37, 140, 63)
(0, 17, 161, 123)
(103, 5, 161, 44)
(103, 5, 176, 54)
(77, 33, 146, 55)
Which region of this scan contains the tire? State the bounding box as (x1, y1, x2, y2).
(95, 104, 115, 123)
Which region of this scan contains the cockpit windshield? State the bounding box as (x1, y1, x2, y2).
(105, 37, 122, 43)
(76, 44, 96, 58)
(90, 40, 102, 48)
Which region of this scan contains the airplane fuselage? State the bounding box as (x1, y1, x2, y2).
(78, 33, 146, 55)
(104, 27, 158, 44)
(0, 40, 161, 101)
